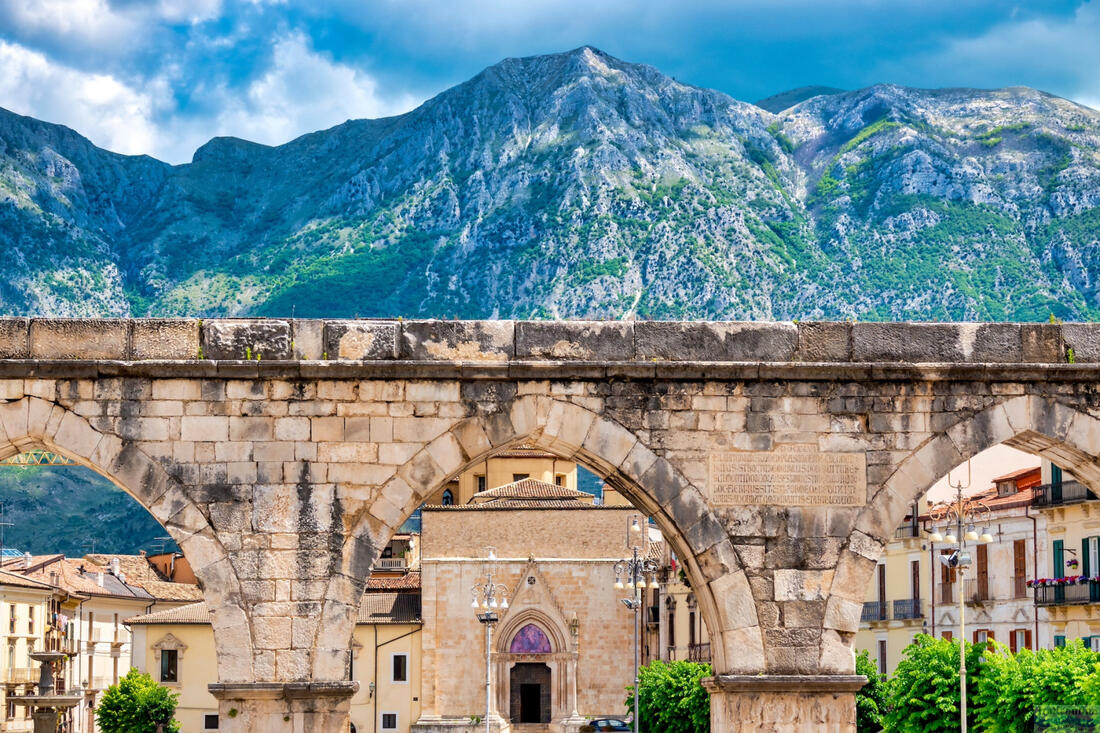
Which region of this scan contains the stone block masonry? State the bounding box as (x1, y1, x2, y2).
(3, 317, 1100, 732)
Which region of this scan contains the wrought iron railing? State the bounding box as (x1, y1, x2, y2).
(1034, 580, 1100, 606)
(893, 598, 922, 620)
(894, 524, 921, 539)
(965, 578, 992, 603)
(688, 642, 711, 662)
(5, 667, 37, 683)
(1033, 480, 1093, 507)
(861, 602, 887, 622)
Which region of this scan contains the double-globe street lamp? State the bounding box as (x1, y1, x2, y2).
(613, 515, 659, 733)
(471, 547, 510, 733)
(926, 463, 993, 733)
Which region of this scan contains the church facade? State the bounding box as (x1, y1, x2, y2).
(413, 482, 641, 732)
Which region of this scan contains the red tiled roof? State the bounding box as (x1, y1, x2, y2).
(992, 466, 1041, 483)
(477, 478, 587, 499)
(366, 571, 421, 591)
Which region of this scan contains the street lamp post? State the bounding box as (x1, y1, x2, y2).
(927, 463, 994, 733)
(613, 515, 658, 733)
(471, 547, 509, 733)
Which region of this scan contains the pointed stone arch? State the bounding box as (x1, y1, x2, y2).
(495, 561, 573, 655)
(0, 396, 252, 681)
(330, 394, 760, 677)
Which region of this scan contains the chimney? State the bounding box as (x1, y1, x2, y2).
(139, 550, 146, 558)
(22, 552, 30, 570)
(110, 558, 120, 576)
(97, 573, 104, 587)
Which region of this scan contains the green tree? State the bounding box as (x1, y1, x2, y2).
(972, 642, 1034, 732)
(1030, 641, 1099, 730)
(855, 649, 886, 732)
(96, 668, 180, 733)
(883, 634, 985, 733)
(625, 660, 710, 733)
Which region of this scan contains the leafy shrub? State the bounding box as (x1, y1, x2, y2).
(96, 668, 180, 733)
(855, 649, 886, 732)
(883, 634, 985, 733)
(625, 660, 710, 733)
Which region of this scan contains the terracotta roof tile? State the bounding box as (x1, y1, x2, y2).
(366, 571, 422, 590)
(0, 569, 56, 591)
(126, 602, 212, 625)
(475, 478, 589, 500)
(358, 592, 421, 624)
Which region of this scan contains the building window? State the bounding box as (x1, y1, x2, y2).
(8, 605, 14, 634)
(476, 475, 486, 492)
(26, 606, 33, 636)
(7, 646, 13, 670)
(1010, 629, 1032, 654)
(160, 649, 178, 683)
(6, 691, 14, 720)
(381, 712, 398, 730)
(441, 489, 454, 506)
(152, 633, 187, 684)
(512, 473, 529, 482)
(392, 653, 408, 683)
(203, 713, 219, 730)
(1055, 635, 1066, 648)
(877, 639, 887, 675)
(554, 474, 565, 486)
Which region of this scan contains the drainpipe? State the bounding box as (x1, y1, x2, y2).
(925, 518, 935, 638)
(1027, 504, 1039, 650)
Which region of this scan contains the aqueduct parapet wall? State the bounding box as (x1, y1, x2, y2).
(4, 318, 1100, 731)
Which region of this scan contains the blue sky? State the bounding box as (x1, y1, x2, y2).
(0, 0, 1097, 163)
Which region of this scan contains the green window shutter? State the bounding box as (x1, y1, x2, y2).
(1084, 538, 1091, 577)
(1053, 465, 1064, 486)
(1055, 635, 1066, 648)
(1054, 540, 1064, 576)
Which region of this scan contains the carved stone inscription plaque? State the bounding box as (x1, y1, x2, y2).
(708, 444, 866, 506)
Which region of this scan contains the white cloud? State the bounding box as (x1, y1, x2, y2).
(878, 3, 1100, 108)
(200, 32, 420, 152)
(0, 39, 158, 156)
(0, 32, 422, 163)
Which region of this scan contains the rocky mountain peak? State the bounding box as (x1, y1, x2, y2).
(1, 51, 1100, 322)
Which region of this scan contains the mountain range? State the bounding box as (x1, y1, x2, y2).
(2, 46, 1099, 322)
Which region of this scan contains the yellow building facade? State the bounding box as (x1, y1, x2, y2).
(128, 594, 422, 733)
(853, 501, 931, 675)
(1035, 460, 1100, 647)
(0, 570, 55, 733)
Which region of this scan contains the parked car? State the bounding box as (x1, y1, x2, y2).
(587, 719, 630, 732)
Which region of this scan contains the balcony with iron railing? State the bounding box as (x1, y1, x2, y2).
(964, 578, 992, 604)
(893, 598, 923, 620)
(861, 602, 887, 623)
(688, 642, 711, 663)
(1035, 580, 1100, 607)
(894, 524, 921, 540)
(4, 668, 37, 684)
(1032, 480, 1094, 507)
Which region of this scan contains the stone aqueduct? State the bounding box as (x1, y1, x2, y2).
(3, 318, 1100, 730)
